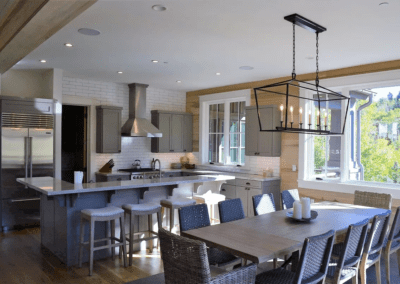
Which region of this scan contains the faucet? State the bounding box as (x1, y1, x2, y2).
(152, 159, 161, 177)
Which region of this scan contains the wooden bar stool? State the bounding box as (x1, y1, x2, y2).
(121, 203, 162, 266)
(160, 198, 196, 232)
(78, 206, 127, 276)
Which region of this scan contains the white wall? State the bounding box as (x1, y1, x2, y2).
(62, 76, 187, 178)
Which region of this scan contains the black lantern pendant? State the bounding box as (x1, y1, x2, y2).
(254, 14, 350, 135)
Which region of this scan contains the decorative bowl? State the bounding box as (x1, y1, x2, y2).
(286, 210, 318, 222)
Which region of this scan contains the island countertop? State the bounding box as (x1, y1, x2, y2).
(17, 174, 236, 196)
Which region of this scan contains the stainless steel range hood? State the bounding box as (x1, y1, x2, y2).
(121, 83, 162, 137)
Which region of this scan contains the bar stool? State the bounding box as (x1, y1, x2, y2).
(192, 191, 225, 224)
(79, 206, 127, 276)
(160, 197, 196, 232)
(121, 203, 162, 266)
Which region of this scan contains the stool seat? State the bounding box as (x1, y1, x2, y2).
(160, 198, 196, 207)
(81, 206, 124, 218)
(193, 192, 225, 204)
(122, 203, 161, 215)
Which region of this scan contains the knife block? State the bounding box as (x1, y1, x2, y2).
(99, 163, 113, 173)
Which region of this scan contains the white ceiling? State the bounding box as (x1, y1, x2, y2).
(14, 0, 400, 92)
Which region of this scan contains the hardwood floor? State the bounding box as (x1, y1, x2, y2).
(0, 227, 163, 284)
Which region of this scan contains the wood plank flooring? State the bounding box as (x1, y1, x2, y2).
(0, 227, 163, 284)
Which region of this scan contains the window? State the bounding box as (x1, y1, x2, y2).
(301, 73, 400, 191)
(200, 90, 250, 166)
(208, 101, 246, 165)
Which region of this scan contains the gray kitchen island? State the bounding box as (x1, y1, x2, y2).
(17, 174, 234, 266)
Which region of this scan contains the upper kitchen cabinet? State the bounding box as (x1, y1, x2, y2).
(245, 105, 281, 157)
(96, 105, 122, 153)
(151, 110, 193, 153)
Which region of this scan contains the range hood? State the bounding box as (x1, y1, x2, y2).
(121, 83, 162, 137)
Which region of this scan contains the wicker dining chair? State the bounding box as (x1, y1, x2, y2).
(281, 189, 300, 210)
(354, 190, 392, 209)
(325, 218, 369, 284)
(253, 193, 276, 216)
(255, 229, 335, 284)
(218, 198, 246, 223)
(383, 206, 400, 284)
(158, 228, 257, 284)
(178, 204, 242, 269)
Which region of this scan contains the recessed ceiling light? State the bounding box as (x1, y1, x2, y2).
(216, 73, 221, 75)
(117, 71, 123, 74)
(64, 43, 73, 47)
(379, 2, 389, 5)
(152, 60, 159, 63)
(239, 66, 254, 70)
(176, 80, 182, 83)
(40, 59, 46, 63)
(78, 28, 100, 36)
(152, 5, 166, 11)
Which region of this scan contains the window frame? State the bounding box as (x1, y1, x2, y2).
(199, 90, 251, 167)
(298, 69, 400, 198)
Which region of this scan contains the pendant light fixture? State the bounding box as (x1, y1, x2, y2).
(254, 14, 350, 135)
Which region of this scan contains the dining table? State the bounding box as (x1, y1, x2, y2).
(180, 201, 389, 267)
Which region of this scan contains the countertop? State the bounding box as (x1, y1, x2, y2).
(96, 169, 280, 182)
(16, 174, 235, 196)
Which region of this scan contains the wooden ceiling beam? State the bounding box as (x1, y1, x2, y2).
(0, 0, 97, 74)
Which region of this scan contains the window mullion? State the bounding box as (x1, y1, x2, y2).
(224, 101, 230, 164)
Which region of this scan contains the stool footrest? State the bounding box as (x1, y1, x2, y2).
(81, 237, 124, 246)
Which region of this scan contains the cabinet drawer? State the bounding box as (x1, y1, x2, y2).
(220, 184, 236, 199)
(236, 179, 261, 188)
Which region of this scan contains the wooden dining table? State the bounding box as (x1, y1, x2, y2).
(181, 201, 389, 265)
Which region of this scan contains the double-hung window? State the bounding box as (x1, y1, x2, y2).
(200, 90, 250, 166)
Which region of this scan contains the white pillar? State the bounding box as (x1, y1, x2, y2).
(52, 69, 63, 179)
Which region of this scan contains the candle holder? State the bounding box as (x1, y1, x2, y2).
(308, 123, 311, 130)
(317, 125, 320, 131)
(299, 123, 303, 129)
(280, 121, 283, 127)
(324, 125, 327, 131)
(290, 122, 293, 128)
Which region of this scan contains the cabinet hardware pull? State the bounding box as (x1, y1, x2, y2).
(246, 182, 250, 185)
(221, 188, 226, 191)
(170, 150, 174, 152)
(10, 198, 40, 203)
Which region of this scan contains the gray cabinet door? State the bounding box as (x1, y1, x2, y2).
(96, 106, 122, 153)
(158, 113, 171, 153)
(182, 114, 193, 152)
(170, 114, 183, 152)
(236, 186, 248, 217)
(245, 108, 258, 156)
(258, 107, 273, 156)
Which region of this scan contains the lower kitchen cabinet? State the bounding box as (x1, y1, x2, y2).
(220, 178, 281, 217)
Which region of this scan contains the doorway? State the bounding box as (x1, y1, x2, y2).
(61, 105, 88, 183)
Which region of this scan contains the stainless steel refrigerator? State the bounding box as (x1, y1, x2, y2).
(1, 113, 54, 231)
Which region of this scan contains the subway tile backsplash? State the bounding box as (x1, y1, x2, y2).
(62, 76, 280, 179)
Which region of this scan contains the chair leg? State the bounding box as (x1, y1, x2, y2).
(161, 207, 165, 228)
(79, 217, 85, 268)
(111, 219, 115, 260)
(273, 258, 277, 269)
(397, 250, 400, 277)
(119, 216, 123, 259)
(129, 212, 134, 266)
(169, 207, 174, 233)
(157, 211, 162, 251)
(384, 249, 391, 284)
(375, 259, 382, 284)
(359, 258, 367, 284)
(120, 215, 127, 268)
(352, 273, 358, 284)
(148, 214, 153, 253)
(89, 219, 95, 276)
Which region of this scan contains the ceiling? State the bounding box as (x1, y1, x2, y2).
(13, 0, 400, 92)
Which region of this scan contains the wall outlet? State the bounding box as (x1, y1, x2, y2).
(292, 165, 297, 172)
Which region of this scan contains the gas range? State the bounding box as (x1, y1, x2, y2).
(118, 168, 163, 180)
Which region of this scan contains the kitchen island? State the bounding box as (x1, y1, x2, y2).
(17, 174, 235, 266)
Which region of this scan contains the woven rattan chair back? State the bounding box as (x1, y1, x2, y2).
(388, 206, 400, 243)
(295, 229, 335, 284)
(364, 211, 391, 256)
(178, 204, 210, 232)
(159, 228, 212, 284)
(218, 198, 245, 223)
(252, 193, 276, 216)
(281, 189, 300, 210)
(333, 219, 369, 282)
(354, 190, 392, 209)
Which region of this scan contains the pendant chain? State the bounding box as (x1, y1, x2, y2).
(292, 23, 296, 78)
(316, 32, 319, 86)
